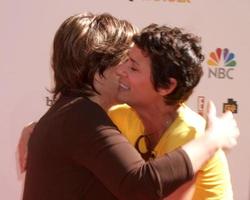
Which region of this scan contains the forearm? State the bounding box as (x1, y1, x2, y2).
(119, 148, 194, 200)
(182, 134, 218, 174)
(77, 126, 194, 200)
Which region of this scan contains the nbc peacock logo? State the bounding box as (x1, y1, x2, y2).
(207, 48, 237, 79)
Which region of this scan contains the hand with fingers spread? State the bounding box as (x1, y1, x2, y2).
(182, 101, 240, 174)
(205, 101, 239, 150)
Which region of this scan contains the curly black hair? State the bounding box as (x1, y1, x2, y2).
(133, 24, 204, 105)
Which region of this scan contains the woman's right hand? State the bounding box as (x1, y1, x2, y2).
(205, 101, 240, 150)
(17, 122, 36, 173)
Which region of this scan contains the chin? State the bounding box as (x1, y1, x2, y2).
(116, 96, 128, 104)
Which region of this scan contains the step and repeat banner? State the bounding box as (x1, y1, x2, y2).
(1, 0, 249, 199)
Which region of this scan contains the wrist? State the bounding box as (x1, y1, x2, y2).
(203, 131, 220, 154)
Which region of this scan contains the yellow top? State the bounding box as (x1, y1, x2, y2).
(109, 104, 233, 200)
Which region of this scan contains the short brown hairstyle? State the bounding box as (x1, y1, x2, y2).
(51, 13, 136, 99)
(133, 24, 204, 105)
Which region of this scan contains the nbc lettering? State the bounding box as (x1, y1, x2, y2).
(208, 67, 234, 79)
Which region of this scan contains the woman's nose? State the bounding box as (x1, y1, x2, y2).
(115, 63, 127, 77)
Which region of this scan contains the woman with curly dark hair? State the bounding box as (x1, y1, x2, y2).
(112, 24, 233, 199)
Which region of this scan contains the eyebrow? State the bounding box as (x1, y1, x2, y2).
(129, 54, 139, 66)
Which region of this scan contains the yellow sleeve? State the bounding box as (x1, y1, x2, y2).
(192, 150, 233, 200)
(167, 105, 233, 200)
(108, 104, 131, 138)
(108, 104, 142, 144)
(108, 105, 127, 129)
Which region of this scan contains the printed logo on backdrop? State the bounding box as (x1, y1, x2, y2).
(46, 96, 55, 107)
(197, 96, 206, 116)
(129, 0, 191, 3)
(207, 48, 237, 79)
(223, 98, 238, 114)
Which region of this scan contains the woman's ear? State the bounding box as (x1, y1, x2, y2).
(158, 78, 177, 96)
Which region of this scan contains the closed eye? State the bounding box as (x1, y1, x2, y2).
(130, 66, 139, 72)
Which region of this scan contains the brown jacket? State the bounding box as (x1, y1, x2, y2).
(23, 95, 193, 200)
